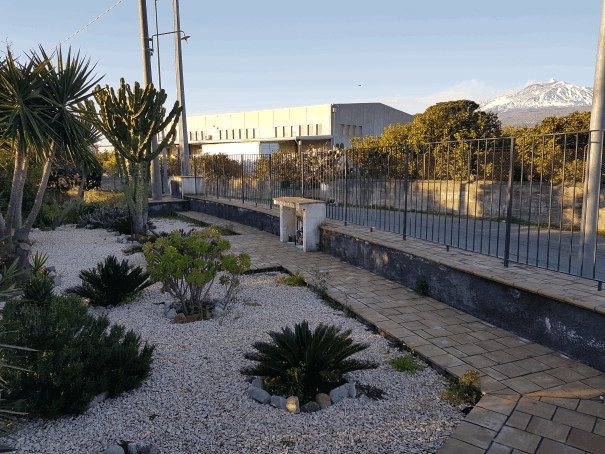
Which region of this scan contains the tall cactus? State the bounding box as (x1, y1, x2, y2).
(83, 79, 182, 233)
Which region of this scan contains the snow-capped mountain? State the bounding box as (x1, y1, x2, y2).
(480, 79, 593, 113)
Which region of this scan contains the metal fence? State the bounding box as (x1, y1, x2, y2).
(170, 130, 605, 281)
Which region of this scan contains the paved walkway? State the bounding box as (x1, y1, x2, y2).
(178, 207, 605, 454)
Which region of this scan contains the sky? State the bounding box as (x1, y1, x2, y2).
(0, 0, 601, 116)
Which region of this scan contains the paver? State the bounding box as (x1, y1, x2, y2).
(526, 415, 571, 442)
(178, 206, 605, 454)
(494, 426, 542, 452)
(553, 407, 597, 431)
(567, 427, 605, 454)
(452, 421, 497, 449)
(505, 411, 532, 430)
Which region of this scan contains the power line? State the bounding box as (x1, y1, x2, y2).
(53, 0, 127, 49)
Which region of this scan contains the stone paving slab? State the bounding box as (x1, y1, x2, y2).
(177, 207, 605, 454)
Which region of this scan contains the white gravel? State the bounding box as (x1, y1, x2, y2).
(2, 220, 464, 454)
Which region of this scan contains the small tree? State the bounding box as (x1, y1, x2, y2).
(83, 79, 181, 234)
(143, 228, 251, 316)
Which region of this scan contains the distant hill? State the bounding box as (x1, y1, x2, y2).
(480, 80, 592, 127)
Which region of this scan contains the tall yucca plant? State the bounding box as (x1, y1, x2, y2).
(0, 46, 102, 262)
(242, 321, 377, 403)
(82, 80, 182, 234)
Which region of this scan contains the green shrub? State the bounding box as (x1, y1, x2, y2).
(415, 279, 429, 296)
(241, 321, 377, 404)
(274, 272, 306, 287)
(143, 228, 251, 316)
(66, 255, 152, 307)
(441, 370, 482, 407)
(388, 355, 424, 372)
(0, 295, 154, 419)
(21, 272, 54, 307)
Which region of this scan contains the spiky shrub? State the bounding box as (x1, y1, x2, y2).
(76, 206, 132, 234)
(66, 255, 152, 307)
(143, 227, 251, 316)
(241, 321, 377, 404)
(0, 295, 154, 419)
(21, 272, 54, 307)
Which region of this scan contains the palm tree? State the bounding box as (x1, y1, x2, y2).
(0, 46, 102, 260)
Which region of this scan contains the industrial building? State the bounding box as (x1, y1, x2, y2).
(179, 102, 413, 156)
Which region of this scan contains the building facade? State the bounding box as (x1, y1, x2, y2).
(179, 103, 413, 156)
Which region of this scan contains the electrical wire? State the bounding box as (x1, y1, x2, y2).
(53, 0, 127, 49)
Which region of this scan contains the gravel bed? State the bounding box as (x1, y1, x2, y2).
(2, 220, 464, 453)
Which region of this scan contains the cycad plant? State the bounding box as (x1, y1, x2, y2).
(66, 255, 152, 306)
(242, 321, 377, 403)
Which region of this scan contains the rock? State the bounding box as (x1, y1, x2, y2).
(301, 401, 320, 413)
(45, 266, 56, 273)
(148, 447, 160, 454)
(165, 308, 177, 319)
(270, 395, 287, 410)
(251, 377, 263, 389)
(330, 383, 352, 404)
(18, 242, 31, 251)
(127, 442, 140, 454)
(247, 385, 271, 404)
(102, 445, 125, 454)
(315, 393, 332, 409)
(347, 382, 356, 398)
(88, 391, 108, 409)
(286, 396, 300, 414)
(243, 376, 256, 383)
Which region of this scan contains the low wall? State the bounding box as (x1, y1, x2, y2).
(148, 199, 190, 216)
(188, 198, 279, 235)
(319, 227, 605, 372)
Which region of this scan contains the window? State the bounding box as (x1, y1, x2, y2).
(340, 124, 345, 135)
(252, 128, 256, 139)
(317, 124, 322, 135)
(358, 126, 362, 137)
(219, 130, 223, 140)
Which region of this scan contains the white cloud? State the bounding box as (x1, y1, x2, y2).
(378, 80, 509, 114)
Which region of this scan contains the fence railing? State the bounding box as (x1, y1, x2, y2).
(165, 130, 605, 281)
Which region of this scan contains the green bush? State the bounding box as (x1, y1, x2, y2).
(66, 255, 152, 307)
(21, 272, 54, 307)
(274, 272, 306, 287)
(388, 355, 424, 372)
(0, 295, 154, 419)
(143, 227, 251, 316)
(441, 370, 482, 407)
(241, 321, 377, 404)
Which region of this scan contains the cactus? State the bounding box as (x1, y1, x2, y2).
(83, 79, 182, 234)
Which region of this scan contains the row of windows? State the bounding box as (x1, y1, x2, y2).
(275, 124, 322, 138)
(188, 124, 324, 141)
(340, 124, 362, 137)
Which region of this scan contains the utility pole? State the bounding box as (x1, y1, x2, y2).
(581, 0, 605, 276)
(138, 0, 163, 200)
(173, 0, 190, 175)
(153, 0, 169, 193)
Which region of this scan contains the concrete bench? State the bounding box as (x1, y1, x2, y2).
(273, 197, 326, 252)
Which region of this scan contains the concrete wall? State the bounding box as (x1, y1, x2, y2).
(188, 199, 280, 235)
(319, 228, 605, 372)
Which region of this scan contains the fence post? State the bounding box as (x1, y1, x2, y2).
(403, 145, 409, 240)
(241, 154, 245, 204)
(193, 156, 197, 195)
(299, 142, 304, 198)
(269, 154, 273, 209)
(504, 138, 515, 267)
(344, 148, 348, 226)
